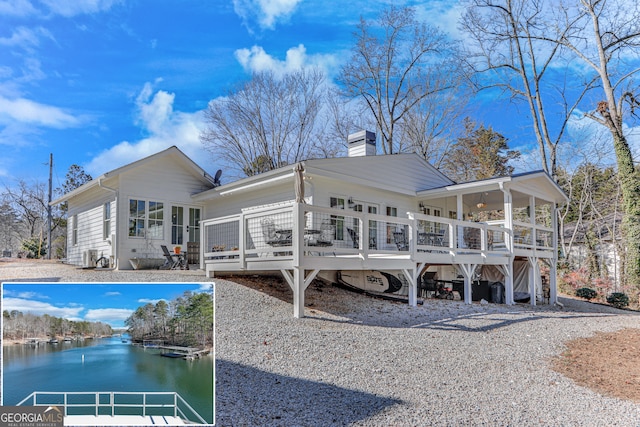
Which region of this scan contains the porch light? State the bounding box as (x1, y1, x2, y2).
(476, 193, 487, 209)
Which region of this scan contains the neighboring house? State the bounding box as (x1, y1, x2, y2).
(563, 212, 623, 285)
(51, 146, 216, 270)
(53, 131, 568, 318)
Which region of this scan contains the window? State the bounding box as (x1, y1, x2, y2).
(129, 199, 146, 238)
(172, 206, 184, 245)
(386, 206, 398, 244)
(189, 208, 201, 242)
(148, 201, 164, 239)
(128, 199, 164, 239)
(329, 197, 346, 241)
(103, 202, 111, 240)
(72, 214, 78, 246)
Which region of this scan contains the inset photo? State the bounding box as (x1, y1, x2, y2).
(1, 282, 214, 426)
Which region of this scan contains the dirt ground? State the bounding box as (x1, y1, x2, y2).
(551, 328, 640, 403)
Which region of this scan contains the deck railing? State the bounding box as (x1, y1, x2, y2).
(17, 391, 208, 425)
(200, 203, 554, 268)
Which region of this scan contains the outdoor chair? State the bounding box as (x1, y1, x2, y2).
(261, 218, 291, 247)
(161, 245, 180, 270)
(393, 230, 409, 251)
(346, 227, 360, 249)
(314, 221, 335, 247)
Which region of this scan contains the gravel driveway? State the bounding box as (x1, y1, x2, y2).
(2, 260, 640, 426)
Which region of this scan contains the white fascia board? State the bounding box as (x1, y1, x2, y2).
(50, 176, 104, 205)
(417, 177, 510, 198)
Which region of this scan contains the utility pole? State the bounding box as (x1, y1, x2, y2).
(48, 153, 52, 260)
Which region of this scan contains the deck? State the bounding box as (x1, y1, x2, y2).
(200, 202, 554, 273)
(17, 391, 208, 425)
(200, 202, 559, 317)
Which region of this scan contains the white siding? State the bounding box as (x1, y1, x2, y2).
(66, 190, 115, 267)
(117, 156, 207, 269)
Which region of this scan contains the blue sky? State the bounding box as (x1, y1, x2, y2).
(1, 282, 213, 328)
(1, 0, 638, 188)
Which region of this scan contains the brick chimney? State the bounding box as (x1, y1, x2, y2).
(348, 130, 376, 157)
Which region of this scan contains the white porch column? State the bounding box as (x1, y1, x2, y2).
(282, 268, 319, 318)
(500, 183, 515, 305)
(504, 262, 514, 305)
(551, 203, 559, 304)
(527, 256, 538, 306)
(292, 267, 305, 318)
(404, 268, 418, 307)
(457, 263, 476, 304)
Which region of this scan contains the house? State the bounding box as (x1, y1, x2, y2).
(562, 212, 623, 286)
(51, 146, 216, 270)
(53, 131, 568, 318)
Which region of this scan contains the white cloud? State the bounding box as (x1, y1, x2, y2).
(416, 1, 467, 41)
(235, 44, 338, 78)
(3, 289, 50, 299)
(0, 0, 37, 16)
(39, 0, 121, 17)
(3, 297, 84, 318)
(233, 0, 301, 30)
(84, 81, 210, 177)
(0, 95, 80, 128)
(104, 291, 121, 296)
(0, 26, 53, 48)
(196, 284, 214, 293)
(84, 308, 133, 323)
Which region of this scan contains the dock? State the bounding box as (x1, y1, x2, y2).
(141, 342, 210, 360)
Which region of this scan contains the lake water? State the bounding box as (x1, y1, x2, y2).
(2, 335, 214, 424)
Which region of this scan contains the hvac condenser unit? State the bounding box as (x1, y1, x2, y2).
(82, 250, 98, 268)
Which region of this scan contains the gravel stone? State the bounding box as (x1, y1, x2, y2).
(2, 261, 640, 426)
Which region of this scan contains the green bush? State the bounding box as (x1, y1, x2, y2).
(606, 292, 629, 309)
(576, 287, 597, 300)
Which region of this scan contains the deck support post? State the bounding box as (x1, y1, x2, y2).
(281, 268, 320, 318)
(494, 263, 514, 305)
(527, 256, 539, 306)
(403, 268, 417, 307)
(457, 263, 477, 304)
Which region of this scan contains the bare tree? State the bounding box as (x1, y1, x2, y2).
(339, 6, 463, 155)
(201, 68, 339, 178)
(552, 0, 640, 287)
(401, 91, 469, 168)
(462, 0, 640, 287)
(461, 0, 589, 179)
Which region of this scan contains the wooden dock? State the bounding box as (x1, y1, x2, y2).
(142, 342, 210, 360)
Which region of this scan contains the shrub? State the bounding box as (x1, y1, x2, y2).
(606, 292, 629, 309)
(576, 287, 597, 300)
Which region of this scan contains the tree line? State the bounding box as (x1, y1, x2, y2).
(2, 310, 112, 341)
(125, 289, 213, 349)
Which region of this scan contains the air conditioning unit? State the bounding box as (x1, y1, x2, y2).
(82, 250, 98, 268)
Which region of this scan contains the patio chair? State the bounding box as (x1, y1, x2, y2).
(261, 218, 291, 246)
(314, 221, 335, 247)
(161, 245, 179, 270)
(346, 227, 359, 248)
(393, 230, 409, 251)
